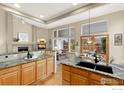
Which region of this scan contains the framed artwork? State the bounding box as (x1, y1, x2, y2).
(114, 33, 122, 46)
(18, 32, 28, 42)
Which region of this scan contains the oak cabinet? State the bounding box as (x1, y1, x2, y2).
(90, 73, 123, 85)
(62, 65, 71, 85)
(90, 80, 101, 85)
(62, 64, 123, 85)
(62, 80, 70, 85)
(71, 73, 88, 85)
(103, 77, 123, 85)
(71, 67, 88, 77)
(62, 65, 70, 71)
(21, 62, 35, 85)
(0, 66, 20, 85)
(0, 56, 54, 85)
(36, 59, 47, 80)
(47, 57, 54, 75)
(62, 70, 70, 82)
(0, 71, 20, 85)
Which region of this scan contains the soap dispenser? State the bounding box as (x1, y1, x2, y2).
(93, 51, 99, 63)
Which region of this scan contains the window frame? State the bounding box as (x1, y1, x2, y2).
(52, 27, 76, 52)
(81, 20, 108, 36)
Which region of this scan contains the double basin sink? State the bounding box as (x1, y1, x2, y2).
(76, 61, 113, 74)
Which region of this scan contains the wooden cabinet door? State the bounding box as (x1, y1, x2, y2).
(62, 80, 70, 85)
(62, 70, 70, 82)
(36, 60, 46, 80)
(90, 80, 101, 85)
(47, 58, 54, 75)
(21, 63, 35, 85)
(103, 78, 123, 85)
(0, 71, 20, 85)
(71, 73, 88, 85)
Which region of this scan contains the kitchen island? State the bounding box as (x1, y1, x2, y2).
(61, 58, 124, 85)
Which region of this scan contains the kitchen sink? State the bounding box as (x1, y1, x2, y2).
(76, 61, 95, 69)
(76, 61, 113, 74)
(95, 64, 113, 74)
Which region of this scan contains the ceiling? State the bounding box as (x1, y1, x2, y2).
(1, 3, 124, 29)
(3, 3, 88, 21)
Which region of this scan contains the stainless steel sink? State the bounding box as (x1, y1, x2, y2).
(24, 55, 38, 60)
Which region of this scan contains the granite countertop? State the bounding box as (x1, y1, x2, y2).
(60, 57, 124, 80)
(0, 55, 53, 70)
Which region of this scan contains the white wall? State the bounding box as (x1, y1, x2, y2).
(12, 16, 33, 52)
(49, 10, 124, 65)
(13, 16, 33, 43)
(36, 27, 49, 47)
(107, 12, 124, 64)
(0, 9, 49, 53)
(0, 9, 7, 54)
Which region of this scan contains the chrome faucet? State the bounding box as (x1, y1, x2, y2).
(109, 56, 114, 64)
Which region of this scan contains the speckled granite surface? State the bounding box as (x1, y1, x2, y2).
(0, 55, 52, 69)
(60, 57, 124, 80)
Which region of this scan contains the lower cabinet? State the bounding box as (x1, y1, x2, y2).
(47, 57, 54, 75)
(62, 70, 70, 82)
(90, 80, 101, 85)
(62, 64, 123, 85)
(36, 59, 47, 80)
(90, 73, 123, 85)
(62, 80, 70, 85)
(0, 66, 20, 85)
(0, 56, 54, 85)
(71, 73, 88, 85)
(21, 62, 35, 85)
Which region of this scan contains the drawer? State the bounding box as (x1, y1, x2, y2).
(62, 70, 70, 82)
(71, 73, 89, 85)
(90, 72, 107, 82)
(62, 80, 70, 85)
(0, 66, 20, 75)
(104, 77, 123, 85)
(21, 62, 35, 68)
(71, 67, 88, 77)
(47, 57, 53, 61)
(90, 80, 101, 85)
(62, 65, 70, 71)
(37, 59, 46, 64)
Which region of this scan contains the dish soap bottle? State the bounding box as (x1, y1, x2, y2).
(27, 51, 30, 59)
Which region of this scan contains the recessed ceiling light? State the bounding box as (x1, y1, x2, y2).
(14, 3, 20, 8)
(72, 3, 78, 6)
(40, 15, 44, 18)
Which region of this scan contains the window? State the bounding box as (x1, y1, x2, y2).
(52, 27, 76, 52)
(53, 30, 57, 38)
(69, 27, 76, 52)
(81, 21, 107, 35)
(58, 28, 69, 38)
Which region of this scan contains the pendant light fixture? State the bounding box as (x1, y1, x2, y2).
(87, 8, 92, 44)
